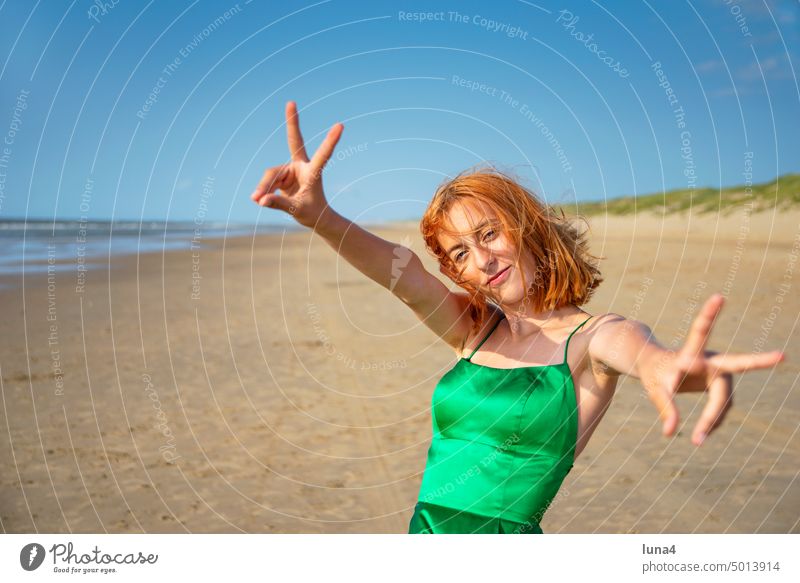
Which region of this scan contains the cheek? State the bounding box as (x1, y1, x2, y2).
(440, 261, 465, 282)
(444, 261, 481, 286)
(519, 257, 542, 286)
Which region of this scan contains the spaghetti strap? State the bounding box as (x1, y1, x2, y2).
(466, 312, 506, 361)
(562, 314, 594, 364)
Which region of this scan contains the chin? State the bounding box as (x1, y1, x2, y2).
(499, 287, 525, 304)
(485, 280, 521, 303)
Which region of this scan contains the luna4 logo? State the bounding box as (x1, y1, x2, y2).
(20, 543, 46, 571)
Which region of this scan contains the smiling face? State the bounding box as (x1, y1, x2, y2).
(437, 199, 539, 307)
(421, 169, 603, 329)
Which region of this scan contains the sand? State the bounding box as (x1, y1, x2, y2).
(1, 207, 798, 533)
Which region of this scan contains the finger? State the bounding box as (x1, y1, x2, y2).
(692, 373, 733, 446)
(256, 192, 295, 215)
(286, 101, 309, 161)
(251, 165, 290, 201)
(709, 350, 785, 374)
(309, 122, 344, 176)
(678, 293, 724, 368)
(648, 381, 680, 437)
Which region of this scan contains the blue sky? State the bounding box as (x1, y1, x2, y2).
(0, 0, 797, 226)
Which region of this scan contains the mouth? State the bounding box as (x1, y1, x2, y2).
(486, 266, 511, 286)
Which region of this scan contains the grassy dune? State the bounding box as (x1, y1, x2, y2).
(565, 173, 800, 216)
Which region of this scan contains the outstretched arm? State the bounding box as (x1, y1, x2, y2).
(588, 295, 785, 446)
(250, 102, 475, 351)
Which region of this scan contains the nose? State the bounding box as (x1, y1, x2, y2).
(471, 243, 495, 271)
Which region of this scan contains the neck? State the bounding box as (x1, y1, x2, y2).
(497, 301, 584, 340)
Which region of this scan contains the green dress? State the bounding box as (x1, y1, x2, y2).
(408, 312, 593, 534)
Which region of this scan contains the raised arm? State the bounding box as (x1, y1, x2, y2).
(250, 101, 475, 352)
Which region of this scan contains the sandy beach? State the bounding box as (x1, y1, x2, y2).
(1, 208, 798, 534)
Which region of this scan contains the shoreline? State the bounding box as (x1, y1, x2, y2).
(3, 205, 798, 284)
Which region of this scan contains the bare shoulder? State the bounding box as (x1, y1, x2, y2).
(582, 312, 628, 377)
(586, 312, 627, 335)
(454, 303, 505, 358)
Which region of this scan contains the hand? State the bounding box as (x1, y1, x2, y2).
(250, 101, 344, 229)
(647, 293, 785, 446)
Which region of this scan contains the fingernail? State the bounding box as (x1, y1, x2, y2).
(695, 432, 706, 446)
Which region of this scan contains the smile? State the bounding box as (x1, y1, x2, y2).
(487, 266, 511, 286)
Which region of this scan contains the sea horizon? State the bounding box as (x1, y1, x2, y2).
(0, 219, 296, 283)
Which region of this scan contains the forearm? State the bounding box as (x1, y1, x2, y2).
(314, 207, 425, 303)
(634, 344, 677, 390)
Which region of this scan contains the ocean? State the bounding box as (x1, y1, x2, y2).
(0, 219, 295, 285)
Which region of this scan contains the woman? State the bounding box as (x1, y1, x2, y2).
(250, 102, 785, 534)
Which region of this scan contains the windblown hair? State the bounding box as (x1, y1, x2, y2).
(420, 165, 603, 336)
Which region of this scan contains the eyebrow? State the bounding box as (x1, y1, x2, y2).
(445, 219, 496, 255)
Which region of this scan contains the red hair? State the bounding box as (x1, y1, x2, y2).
(420, 165, 603, 335)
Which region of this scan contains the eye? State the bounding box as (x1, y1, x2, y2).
(483, 228, 496, 241)
(454, 249, 467, 262)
